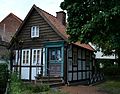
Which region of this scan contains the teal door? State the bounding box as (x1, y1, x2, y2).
(48, 47, 62, 77)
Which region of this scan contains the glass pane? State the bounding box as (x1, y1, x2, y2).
(56, 49, 61, 60)
(23, 51, 25, 64)
(37, 50, 40, 64)
(36, 26, 39, 36)
(32, 27, 35, 36)
(51, 50, 56, 60)
(26, 51, 29, 64)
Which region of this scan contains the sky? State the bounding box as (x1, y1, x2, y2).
(0, 0, 64, 21)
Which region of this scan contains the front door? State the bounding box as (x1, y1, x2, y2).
(48, 47, 62, 77)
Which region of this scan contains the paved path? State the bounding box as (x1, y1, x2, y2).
(60, 85, 107, 94)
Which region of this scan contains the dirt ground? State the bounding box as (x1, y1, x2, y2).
(60, 85, 107, 94)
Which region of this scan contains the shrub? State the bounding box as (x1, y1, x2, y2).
(9, 73, 50, 94)
(9, 72, 23, 94)
(103, 66, 120, 75)
(0, 63, 9, 93)
(25, 83, 50, 93)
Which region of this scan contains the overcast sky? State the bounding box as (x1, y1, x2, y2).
(0, 0, 64, 21)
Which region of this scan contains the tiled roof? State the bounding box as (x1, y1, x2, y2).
(0, 13, 22, 23)
(34, 5, 95, 51)
(0, 13, 22, 42)
(10, 5, 95, 51)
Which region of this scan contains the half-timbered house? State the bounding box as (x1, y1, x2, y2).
(10, 5, 103, 85)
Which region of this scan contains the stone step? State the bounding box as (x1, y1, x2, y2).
(36, 78, 63, 83)
(36, 76, 62, 80)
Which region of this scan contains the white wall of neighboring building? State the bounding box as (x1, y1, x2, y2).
(94, 51, 115, 59)
(89, 43, 115, 59)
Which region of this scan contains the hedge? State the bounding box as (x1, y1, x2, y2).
(0, 63, 9, 94)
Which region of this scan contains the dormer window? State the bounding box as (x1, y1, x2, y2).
(31, 26, 39, 38)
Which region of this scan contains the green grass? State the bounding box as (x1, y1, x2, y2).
(98, 80, 120, 94)
(9, 73, 68, 94)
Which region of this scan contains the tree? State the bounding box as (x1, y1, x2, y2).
(60, 0, 120, 65)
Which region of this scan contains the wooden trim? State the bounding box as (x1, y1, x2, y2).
(19, 49, 22, 79)
(72, 45, 73, 81)
(13, 65, 43, 67)
(68, 57, 72, 59)
(64, 46, 67, 84)
(29, 49, 32, 81)
(85, 50, 87, 79)
(81, 49, 83, 80)
(41, 48, 43, 75)
(77, 47, 78, 80)
(68, 79, 89, 83)
(77, 58, 86, 61)
(47, 48, 49, 76)
(68, 70, 92, 72)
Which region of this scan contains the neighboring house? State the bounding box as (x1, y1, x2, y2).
(10, 5, 102, 85)
(90, 44, 116, 67)
(0, 13, 22, 61)
(0, 13, 22, 42)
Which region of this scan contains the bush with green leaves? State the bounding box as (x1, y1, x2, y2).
(30, 84, 50, 93)
(0, 63, 9, 93)
(103, 66, 120, 75)
(9, 72, 23, 94)
(10, 72, 50, 94)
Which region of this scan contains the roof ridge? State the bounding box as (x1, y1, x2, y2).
(10, 13, 22, 22)
(35, 6, 57, 19)
(0, 13, 22, 23)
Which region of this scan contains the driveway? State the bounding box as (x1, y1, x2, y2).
(60, 85, 107, 94)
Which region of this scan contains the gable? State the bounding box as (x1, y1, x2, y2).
(0, 13, 22, 42)
(16, 8, 64, 48)
(10, 5, 94, 51)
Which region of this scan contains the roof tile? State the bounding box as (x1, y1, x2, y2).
(35, 6, 95, 51)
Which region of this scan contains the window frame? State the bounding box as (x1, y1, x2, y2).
(31, 26, 39, 38)
(49, 47, 62, 61)
(21, 49, 30, 65)
(32, 49, 42, 65)
(15, 50, 20, 65)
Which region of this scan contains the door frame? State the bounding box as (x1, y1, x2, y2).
(45, 41, 64, 77)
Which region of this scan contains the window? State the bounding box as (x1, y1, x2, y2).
(32, 49, 41, 65)
(49, 48, 61, 61)
(15, 50, 20, 65)
(73, 48, 77, 65)
(31, 26, 39, 38)
(22, 49, 30, 65)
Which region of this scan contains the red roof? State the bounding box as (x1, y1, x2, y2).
(0, 13, 22, 24)
(11, 5, 95, 51)
(35, 5, 95, 51)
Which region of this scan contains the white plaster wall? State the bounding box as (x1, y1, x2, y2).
(78, 60, 82, 70)
(73, 73, 77, 80)
(68, 59, 72, 71)
(68, 73, 72, 81)
(78, 72, 82, 80)
(21, 67, 29, 80)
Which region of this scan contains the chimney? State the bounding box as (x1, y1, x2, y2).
(56, 11, 66, 26)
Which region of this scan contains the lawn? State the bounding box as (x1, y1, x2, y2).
(98, 80, 120, 94)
